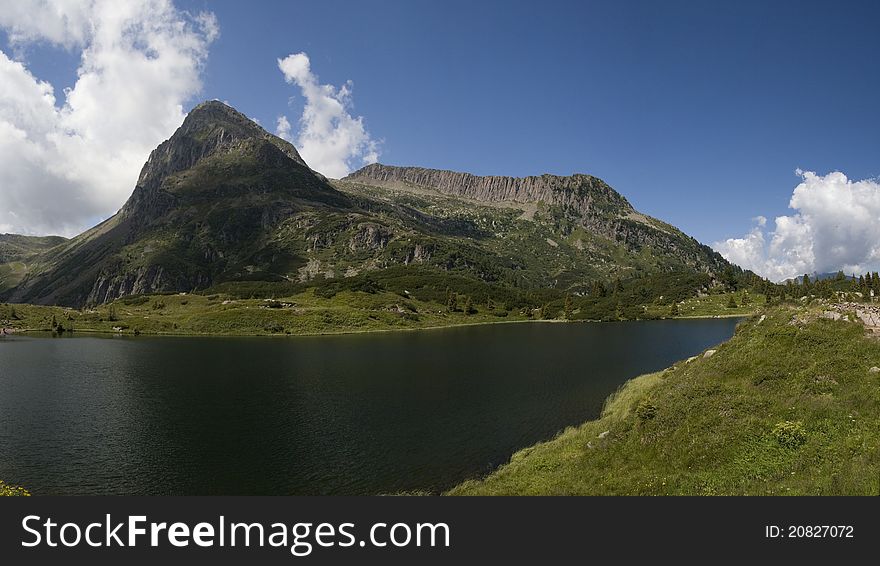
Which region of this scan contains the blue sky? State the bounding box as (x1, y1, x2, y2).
(188, 0, 880, 245)
(1, 0, 878, 279)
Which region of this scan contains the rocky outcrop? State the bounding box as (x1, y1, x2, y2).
(349, 223, 392, 252)
(345, 164, 633, 217)
(85, 266, 211, 305)
(822, 303, 880, 334)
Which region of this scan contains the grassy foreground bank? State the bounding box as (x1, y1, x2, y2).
(449, 306, 880, 495)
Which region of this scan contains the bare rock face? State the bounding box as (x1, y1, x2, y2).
(138, 101, 306, 186)
(345, 164, 633, 218)
(85, 265, 213, 305)
(121, 101, 311, 224)
(349, 223, 392, 252)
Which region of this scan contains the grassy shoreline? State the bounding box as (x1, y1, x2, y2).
(7, 316, 559, 339)
(1, 289, 758, 339)
(3, 313, 746, 339)
(449, 305, 880, 495)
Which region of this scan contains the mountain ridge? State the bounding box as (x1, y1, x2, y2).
(345, 163, 633, 217)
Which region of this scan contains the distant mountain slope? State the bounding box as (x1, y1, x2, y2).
(0, 234, 67, 292)
(343, 164, 729, 277)
(3, 101, 732, 308)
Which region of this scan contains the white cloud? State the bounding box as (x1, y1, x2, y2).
(0, 0, 217, 236)
(714, 170, 880, 281)
(276, 52, 379, 179)
(275, 115, 291, 140)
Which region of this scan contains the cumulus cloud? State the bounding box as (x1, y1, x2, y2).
(276, 52, 379, 178)
(714, 171, 880, 281)
(0, 0, 217, 236)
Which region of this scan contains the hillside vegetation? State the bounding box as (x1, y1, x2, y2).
(450, 305, 880, 495)
(0, 266, 759, 336)
(0, 234, 67, 293)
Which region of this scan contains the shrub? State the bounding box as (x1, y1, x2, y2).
(463, 296, 475, 315)
(119, 295, 150, 306)
(0, 480, 30, 496)
(635, 399, 658, 420)
(772, 421, 807, 448)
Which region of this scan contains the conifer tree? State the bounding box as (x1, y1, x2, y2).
(539, 303, 552, 320)
(463, 296, 474, 315)
(447, 291, 458, 313)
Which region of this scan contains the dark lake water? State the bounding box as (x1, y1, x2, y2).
(0, 318, 740, 495)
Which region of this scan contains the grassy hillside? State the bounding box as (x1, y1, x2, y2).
(449, 306, 880, 495)
(0, 234, 67, 292)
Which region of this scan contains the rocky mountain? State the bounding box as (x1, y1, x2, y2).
(0, 234, 68, 293)
(343, 164, 728, 275)
(346, 164, 631, 216)
(3, 100, 732, 308)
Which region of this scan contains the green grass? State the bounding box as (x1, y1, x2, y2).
(1, 286, 763, 338)
(644, 291, 763, 319)
(0, 272, 763, 338)
(0, 261, 28, 292)
(0, 288, 538, 337)
(449, 306, 880, 495)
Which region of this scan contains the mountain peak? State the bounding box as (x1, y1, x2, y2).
(133, 100, 307, 191)
(181, 100, 263, 136)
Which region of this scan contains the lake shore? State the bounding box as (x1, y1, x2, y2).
(448, 305, 880, 495)
(5, 313, 754, 339)
(1, 289, 761, 340)
(1, 315, 743, 495)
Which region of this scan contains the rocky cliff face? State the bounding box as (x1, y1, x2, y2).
(345, 163, 633, 217)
